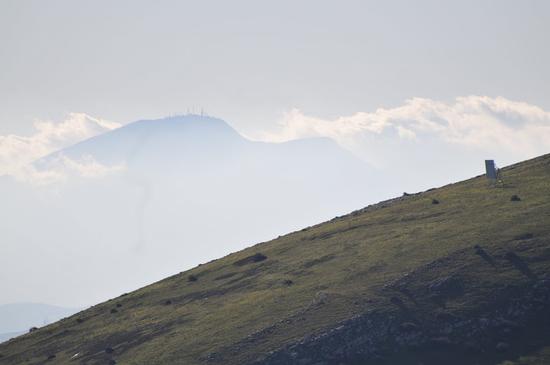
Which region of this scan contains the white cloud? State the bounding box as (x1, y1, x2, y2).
(0, 113, 123, 183)
(260, 96, 550, 167)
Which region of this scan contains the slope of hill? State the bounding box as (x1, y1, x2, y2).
(1, 153, 549, 364)
(0, 333, 23, 345)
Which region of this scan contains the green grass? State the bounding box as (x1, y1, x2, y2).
(1, 154, 550, 365)
(499, 346, 550, 365)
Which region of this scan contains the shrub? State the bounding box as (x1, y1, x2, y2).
(188, 275, 198, 282)
(233, 253, 268, 266)
(390, 296, 404, 308)
(514, 233, 533, 240)
(432, 199, 440, 204)
(510, 195, 521, 201)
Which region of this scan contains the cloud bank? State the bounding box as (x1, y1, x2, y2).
(0, 113, 123, 184)
(2, 97, 549, 186)
(263, 96, 550, 168)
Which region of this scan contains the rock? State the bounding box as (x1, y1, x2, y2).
(510, 195, 521, 201)
(105, 347, 115, 354)
(233, 253, 268, 266)
(399, 322, 418, 332)
(29, 326, 38, 333)
(429, 276, 464, 298)
(514, 233, 534, 241)
(313, 292, 329, 306)
(474, 245, 496, 267)
(496, 342, 510, 352)
(390, 296, 404, 306)
(432, 199, 440, 204)
(430, 336, 452, 345)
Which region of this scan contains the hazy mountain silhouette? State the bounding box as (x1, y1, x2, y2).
(2, 115, 394, 308)
(0, 303, 79, 343)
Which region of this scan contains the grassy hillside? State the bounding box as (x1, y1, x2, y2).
(1, 154, 550, 365)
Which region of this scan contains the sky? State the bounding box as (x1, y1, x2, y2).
(1, 0, 549, 136)
(1, 1, 550, 311)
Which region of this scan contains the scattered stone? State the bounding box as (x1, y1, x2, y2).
(514, 233, 533, 240)
(430, 336, 452, 346)
(435, 311, 458, 322)
(110, 308, 118, 314)
(312, 292, 329, 306)
(505, 251, 536, 280)
(108, 360, 117, 365)
(390, 296, 405, 308)
(116, 303, 122, 308)
(29, 327, 38, 333)
(76, 318, 84, 324)
(105, 347, 115, 354)
(428, 276, 464, 298)
(234, 253, 268, 266)
(188, 274, 198, 282)
(432, 199, 440, 204)
(399, 322, 418, 332)
(164, 299, 173, 305)
(510, 195, 521, 201)
(283, 279, 294, 286)
(46, 354, 56, 360)
(474, 245, 496, 267)
(204, 352, 221, 361)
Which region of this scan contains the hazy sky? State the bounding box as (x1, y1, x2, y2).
(1, 1, 550, 310)
(1, 0, 549, 136)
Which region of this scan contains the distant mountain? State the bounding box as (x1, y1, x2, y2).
(0, 303, 79, 343)
(0, 332, 23, 344)
(1, 153, 549, 364)
(38, 115, 363, 172)
(1, 115, 395, 309)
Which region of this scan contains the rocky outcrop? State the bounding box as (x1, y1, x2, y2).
(252, 277, 550, 365)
